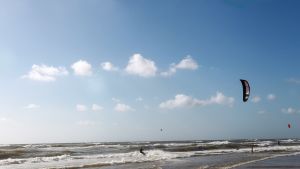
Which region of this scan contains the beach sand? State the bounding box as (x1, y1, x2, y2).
(233, 154, 300, 169)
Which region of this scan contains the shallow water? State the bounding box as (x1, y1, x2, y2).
(233, 154, 300, 169)
(0, 139, 299, 169)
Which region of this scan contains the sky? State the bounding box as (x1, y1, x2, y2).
(1, 0, 300, 144)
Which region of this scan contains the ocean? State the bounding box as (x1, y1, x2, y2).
(0, 139, 300, 169)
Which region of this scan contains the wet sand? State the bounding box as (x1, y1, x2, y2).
(233, 154, 300, 169)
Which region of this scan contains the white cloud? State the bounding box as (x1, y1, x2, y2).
(125, 54, 157, 77)
(175, 56, 198, 70)
(251, 96, 261, 103)
(159, 94, 199, 109)
(282, 107, 296, 114)
(161, 64, 177, 77)
(287, 78, 300, 84)
(76, 104, 87, 112)
(71, 60, 92, 76)
(24, 104, 40, 109)
(159, 92, 234, 109)
(208, 92, 235, 106)
(77, 120, 95, 126)
(267, 94, 276, 101)
(92, 104, 103, 112)
(22, 64, 68, 82)
(101, 62, 118, 71)
(161, 56, 198, 77)
(114, 103, 134, 112)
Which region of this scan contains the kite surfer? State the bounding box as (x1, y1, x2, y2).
(140, 147, 146, 155)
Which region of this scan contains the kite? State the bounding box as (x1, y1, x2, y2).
(240, 79, 250, 102)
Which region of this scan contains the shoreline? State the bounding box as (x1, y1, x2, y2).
(1, 140, 300, 169)
(228, 152, 300, 169)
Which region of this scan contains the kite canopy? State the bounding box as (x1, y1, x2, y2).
(240, 79, 250, 102)
(288, 123, 291, 128)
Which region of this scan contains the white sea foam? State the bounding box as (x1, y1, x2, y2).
(38, 144, 127, 152)
(280, 139, 294, 143)
(0, 154, 71, 166)
(207, 141, 230, 145)
(153, 143, 196, 147)
(194, 145, 300, 155)
(2, 143, 300, 169)
(0, 150, 194, 169)
(256, 141, 273, 147)
(254, 145, 300, 152)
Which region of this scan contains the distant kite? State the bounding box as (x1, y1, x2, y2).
(240, 79, 250, 102)
(288, 123, 291, 128)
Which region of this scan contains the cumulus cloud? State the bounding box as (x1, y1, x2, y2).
(161, 56, 198, 77)
(175, 56, 199, 70)
(101, 62, 118, 71)
(71, 60, 92, 76)
(114, 103, 134, 112)
(24, 104, 40, 109)
(267, 94, 276, 101)
(251, 96, 261, 103)
(77, 120, 95, 126)
(92, 104, 103, 112)
(161, 64, 177, 77)
(22, 64, 68, 82)
(76, 104, 87, 112)
(282, 107, 296, 114)
(159, 94, 199, 109)
(209, 92, 235, 106)
(125, 54, 157, 77)
(159, 92, 234, 109)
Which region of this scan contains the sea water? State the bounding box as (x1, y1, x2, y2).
(1, 139, 300, 169)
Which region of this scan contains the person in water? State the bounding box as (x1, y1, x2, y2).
(140, 147, 146, 155)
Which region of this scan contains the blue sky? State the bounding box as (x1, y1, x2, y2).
(1, 0, 300, 144)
